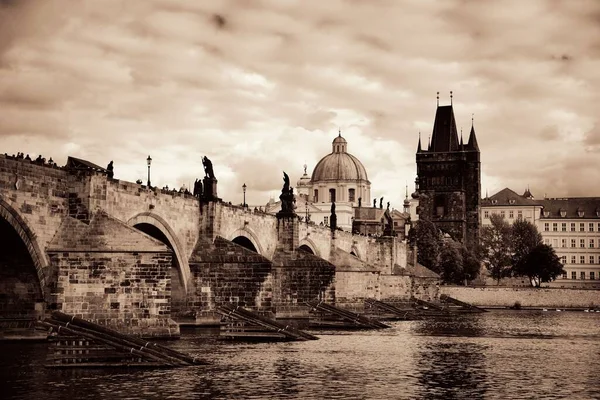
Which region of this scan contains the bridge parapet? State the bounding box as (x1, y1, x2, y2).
(211, 202, 279, 259)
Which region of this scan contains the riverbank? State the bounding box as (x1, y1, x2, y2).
(441, 286, 600, 309)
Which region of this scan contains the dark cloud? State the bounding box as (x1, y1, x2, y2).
(1, 0, 599, 204)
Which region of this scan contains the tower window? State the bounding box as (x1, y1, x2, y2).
(348, 188, 355, 202)
(314, 189, 319, 202)
(329, 188, 336, 203)
(434, 194, 445, 217)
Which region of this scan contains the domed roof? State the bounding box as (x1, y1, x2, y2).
(311, 133, 369, 182)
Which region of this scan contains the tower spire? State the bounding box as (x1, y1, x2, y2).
(338, 128, 341, 137)
(428, 135, 431, 151)
(417, 132, 422, 152)
(436, 91, 439, 107)
(450, 90, 453, 105)
(467, 118, 480, 151)
(460, 128, 464, 147)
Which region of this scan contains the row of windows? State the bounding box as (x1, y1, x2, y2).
(546, 238, 597, 248)
(561, 271, 598, 280)
(559, 255, 597, 264)
(314, 188, 356, 203)
(544, 222, 600, 232)
(483, 210, 524, 219)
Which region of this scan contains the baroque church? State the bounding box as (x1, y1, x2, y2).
(265, 131, 411, 236)
(414, 94, 481, 251)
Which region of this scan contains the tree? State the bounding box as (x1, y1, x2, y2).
(514, 244, 565, 287)
(479, 214, 512, 284)
(438, 239, 464, 284)
(409, 219, 441, 271)
(511, 219, 543, 276)
(460, 245, 481, 283)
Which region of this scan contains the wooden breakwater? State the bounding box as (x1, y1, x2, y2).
(217, 304, 319, 341)
(38, 312, 204, 368)
(306, 300, 390, 329)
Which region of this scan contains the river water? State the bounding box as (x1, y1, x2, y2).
(1, 310, 599, 400)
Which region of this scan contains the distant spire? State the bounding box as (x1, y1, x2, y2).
(405, 183, 409, 199)
(450, 90, 453, 105)
(428, 135, 431, 151)
(436, 91, 439, 107)
(467, 120, 480, 152)
(472, 113, 474, 127)
(417, 132, 422, 152)
(338, 128, 341, 137)
(460, 128, 464, 147)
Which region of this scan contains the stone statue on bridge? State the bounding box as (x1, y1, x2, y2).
(277, 171, 296, 217)
(282, 171, 290, 194)
(107, 161, 114, 179)
(383, 207, 395, 237)
(379, 197, 383, 209)
(193, 178, 203, 198)
(330, 202, 337, 233)
(203, 156, 215, 180)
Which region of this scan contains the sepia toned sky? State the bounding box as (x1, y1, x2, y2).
(1, 0, 599, 207)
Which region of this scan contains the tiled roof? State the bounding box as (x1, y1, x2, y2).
(429, 105, 460, 152)
(540, 198, 600, 219)
(66, 156, 107, 172)
(481, 188, 541, 207)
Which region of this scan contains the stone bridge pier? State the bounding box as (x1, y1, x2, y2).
(0, 155, 439, 338)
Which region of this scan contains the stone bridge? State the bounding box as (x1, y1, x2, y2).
(0, 155, 438, 337)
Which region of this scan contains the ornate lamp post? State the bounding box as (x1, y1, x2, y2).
(146, 155, 152, 187)
(242, 183, 247, 207)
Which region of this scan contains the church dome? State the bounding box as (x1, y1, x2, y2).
(311, 133, 369, 182)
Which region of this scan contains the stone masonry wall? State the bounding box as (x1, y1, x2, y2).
(99, 177, 201, 261)
(48, 251, 177, 337)
(335, 272, 414, 312)
(188, 237, 273, 313)
(214, 203, 279, 259)
(441, 286, 600, 308)
(0, 156, 70, 269)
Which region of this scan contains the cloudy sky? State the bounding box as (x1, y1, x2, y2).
(1, 0, 599, 207)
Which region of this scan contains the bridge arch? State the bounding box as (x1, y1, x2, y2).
(127, 213, 190, 292)
(227, 227, 264, 255)
(0, 197, 47, 305)
(299, 237, 320, 257)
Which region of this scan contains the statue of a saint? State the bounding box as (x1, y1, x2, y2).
(203, 156, 215, 180)
(379, 197, 383, 209)
(107, 161, 114, 179)
(282, 171, 290, 194)
(330, 201, 337, 232)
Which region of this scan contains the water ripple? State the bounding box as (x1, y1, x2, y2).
(1, 310, 599, 400)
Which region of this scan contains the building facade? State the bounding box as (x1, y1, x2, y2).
(480, 188, 542, 226)
(479, 188, 600, 286)
(539, 198, 600, 286)
(415, 99, 481, 251)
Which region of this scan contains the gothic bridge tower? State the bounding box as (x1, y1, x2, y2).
(415, 93, 481, 251)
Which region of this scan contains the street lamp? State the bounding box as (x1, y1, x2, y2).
(242, 183, 247, 207)
(146, 155, 152, 187)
